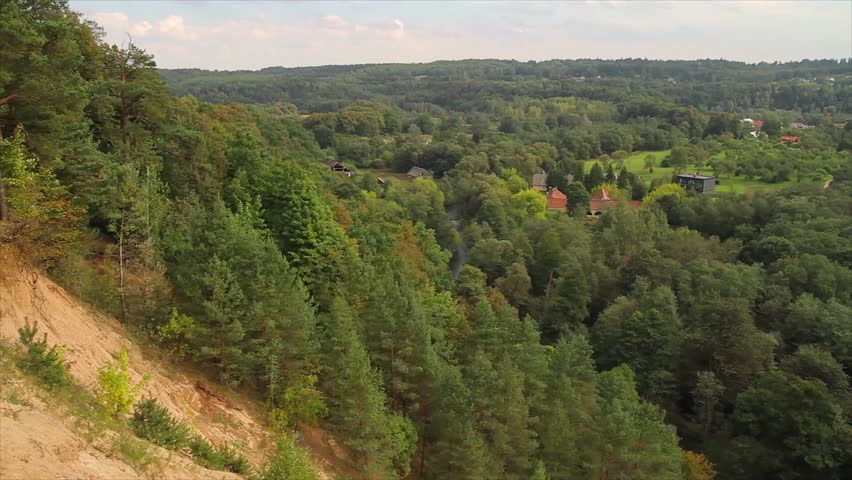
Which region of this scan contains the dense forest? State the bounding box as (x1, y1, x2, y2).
(2, 1, 851, 480)
(160, 58, 852, 114)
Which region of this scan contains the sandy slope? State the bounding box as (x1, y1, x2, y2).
(0, 378, 242, 480)
(0, 257, 343, 479)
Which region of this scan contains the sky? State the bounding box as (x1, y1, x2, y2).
(69, 1, 852, 70)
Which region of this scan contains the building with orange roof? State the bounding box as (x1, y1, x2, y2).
(546, 188, 567, 211)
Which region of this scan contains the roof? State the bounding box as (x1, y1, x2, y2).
(591, 188, 611, 200)
(779, 135, 800, 142)
(753, 120, 765, 127)
(548, 188, 566, 200)
(407, 166, 431, 177)
(677, 173, 715, 180)
(589, 199, 614, 211)
(546, 188, 567, 210)
(589, 197, 642, 213)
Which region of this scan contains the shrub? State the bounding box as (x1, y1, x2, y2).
(270, 373, 327, 429)
(387, 413, 418, 478)
(187, 435, 249, 474)
(251, 433, 318, 480)
(130, 398, 190, 450)
(16, 321, 69, 387)
(157, 308, 194, 358)
(95, 350, 147, 416)
(216, 443, 250, 474)
(188, 435, 218, 465)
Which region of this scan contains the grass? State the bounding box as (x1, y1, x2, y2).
(361, 168, 413, 182)
(584, 150, 799, 194)
(114, 433, 158, 474)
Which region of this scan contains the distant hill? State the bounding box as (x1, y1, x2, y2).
(159, 58, 852, 112)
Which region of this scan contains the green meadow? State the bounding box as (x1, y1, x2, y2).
(584, 150, 798, 194)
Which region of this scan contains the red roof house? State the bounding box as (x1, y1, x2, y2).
(779, 135, 800, 144)
(588, 188, 641, 215)
(547, 188, 567, 211)
(753, 120, 765, 129)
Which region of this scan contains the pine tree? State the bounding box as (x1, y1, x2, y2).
(593, 365, 684, 480)
(492, 358, 538, 479)
(616, 166, 631, 191)
(592, 279, 682, 404)
(254, 160, 347, 298)
(423, 362, 490, 480)
(566, 182, 591, 216)
(319, 297, 396, 477)
(605, 162, 617, 183)
(538, 336, 598, 479)
(195, 256, 247, 385)
(584, 162, 606, 191)
(495, 262, 532, 307)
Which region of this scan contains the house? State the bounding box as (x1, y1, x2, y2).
(406, 166, 432, 179)
(752, 120, 765, 130)
(676, 173, 716, 194)
(546, 188, 567, 211)
(325, 159, 355, 177)
(532, 173, 548, 192)
(779, 135, 800, 144)
(789, 122, 814, 129)
(588, 188, 641, 215)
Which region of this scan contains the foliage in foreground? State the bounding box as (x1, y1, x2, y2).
(16, 321, 69, 388)
(251, 433, 319, 480)
(130, 398, 191, 450)
(129, 397, 249, 474)
(95, 350, 148, 417)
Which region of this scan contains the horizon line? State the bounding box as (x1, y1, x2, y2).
(156, 56, 852, 72)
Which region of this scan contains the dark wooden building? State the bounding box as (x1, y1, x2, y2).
(676, 174, 716, 194)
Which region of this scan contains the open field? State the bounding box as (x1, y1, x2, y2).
(584, 150, 799, 194)
(362, 168, 415, 181)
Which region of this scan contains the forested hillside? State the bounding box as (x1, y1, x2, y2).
(160, 58, 852, 114)
(2, 1, 851, 480)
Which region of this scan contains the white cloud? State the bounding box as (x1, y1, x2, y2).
(390, 19, 405, 39)
(81, 2, 851, 70)
(322, 15, 346, 27)
(131, 20, 152, 36)
(91, 11, 128, 28)
(157, 15, 196, 40)
(91, 12, 157, 41)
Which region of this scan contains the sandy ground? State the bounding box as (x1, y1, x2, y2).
(0, 378, 243, 480)
(0, 256, 345, 480)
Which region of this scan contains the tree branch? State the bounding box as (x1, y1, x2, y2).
(0, 92, 23, 106)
